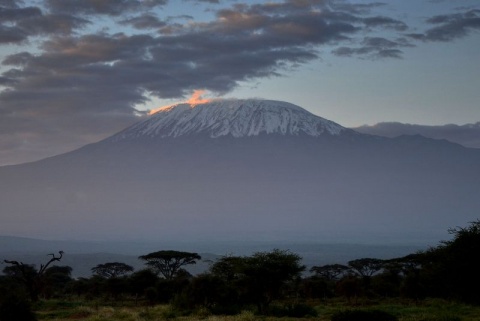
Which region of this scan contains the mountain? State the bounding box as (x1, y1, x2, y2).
(113, 99, 348, 139)
(1, 99, 479, 244)
(353, 121, 480, 149)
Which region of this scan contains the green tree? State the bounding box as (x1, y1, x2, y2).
(347, 258, 384, 297)
(43, 266, 73, 298)
(210, 249, 304, 314)
(385, 254, 425, 300)
(336, 276, 362, 304)
(420, 220, 480, 303)
(3, 251, 64, 301)
(310, 264, 350, 281)
(348, 258, 383, 278)
(0, 293, 37, 321)
(305, 264, 349, 299)
(127, 269, 159, 300)
(91, 262, 134, 279)
(139, 250, 201, 280)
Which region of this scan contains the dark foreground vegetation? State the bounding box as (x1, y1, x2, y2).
(1, 220, 480, 321)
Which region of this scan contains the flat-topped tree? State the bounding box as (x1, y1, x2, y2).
(139, 250, 201, 280)
(91, 262, 134, 278)
(310, 264, 350, 281)
(348, 258, 384, 278)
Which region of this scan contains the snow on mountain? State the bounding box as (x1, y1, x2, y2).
(110, 99, 346, 141)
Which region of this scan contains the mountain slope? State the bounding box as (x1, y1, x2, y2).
(0, 99, 479, 243)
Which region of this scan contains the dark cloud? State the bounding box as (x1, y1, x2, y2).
(0, 4, 89, 44)
(333, 47, 403, 59)
(408, 9, 480, 42)
(0, 0, 19, 8)
(120, 13, 167, 29)
(2, 52, 32, 65)
(184, 0, 220, 3)
(16, 14, 90, 36)
(0, 75, 15, 85)
(2, 0, 385, 105)
(0, 0, 414, 104)
(0, 5, 41, 44)
(0, 6, 42, 21)
(0, 25, 27, 44)
(353, 122, 480, 149)
(332, 36, 413, 59)
(363, 16, 408, 31)
(46, 0, 168, 16)
(330, 2, 386, 15)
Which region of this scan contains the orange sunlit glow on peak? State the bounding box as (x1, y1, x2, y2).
(148, 90, 213, 115)
(148, 104, 175, 115)
(187, 90, 212, 106)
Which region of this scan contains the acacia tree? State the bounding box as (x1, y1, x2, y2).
(139, 250, 201, 280)
(348, 258, 384, 278)
(346, 258, 384, 297)
(420, 220, 480, 303)
(310, 264, 350, 281)
(307, 263, 350, 299)
(91, 262, 134, 279)
(209, 249, 305, 313)
(3, 251, 64, 301)
(242, 249, 305, 313)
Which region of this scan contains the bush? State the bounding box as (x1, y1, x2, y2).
(0, 295, 37, 321)
(331, 309, 397, 321)
(144, 287, 158, 305)
(284, 303, 318, 317)
(209, 304, 242, 316)
(268, 303, 318, 317)
(417, 316, 462, 321)
(235, 310, 256, 321)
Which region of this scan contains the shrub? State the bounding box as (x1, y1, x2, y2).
(331, 309, 397, 321)
(0, 295, 37, 321)
(209, 304, 242, 316)
(268, 303, 318, 317)
(144, 287, 158, 305)
(284, 303, 318, 317)
(235, 310, 257, 321)
(417, 316, 462, 321)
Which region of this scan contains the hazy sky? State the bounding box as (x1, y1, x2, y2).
(0, 0, 479, 165)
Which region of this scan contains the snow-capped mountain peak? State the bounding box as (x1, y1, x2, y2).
(111, 99, 347, 140)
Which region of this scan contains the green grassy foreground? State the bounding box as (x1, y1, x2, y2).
(33, 299, 480, 321)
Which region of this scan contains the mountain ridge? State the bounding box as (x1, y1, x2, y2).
(353, 121, 480, 149)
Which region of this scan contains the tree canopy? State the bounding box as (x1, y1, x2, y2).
(210, 249, 305, 313)
(310, 264, 350, 281)
(3, 251, 64, 301)
(419, 220, 480, 303)
(91, 262, 134, 279)
(139, 250, 201, 280)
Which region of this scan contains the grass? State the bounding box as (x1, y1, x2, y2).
(32, 298, 480, 321)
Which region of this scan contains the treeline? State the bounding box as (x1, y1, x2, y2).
(1, 220, 479, 317)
